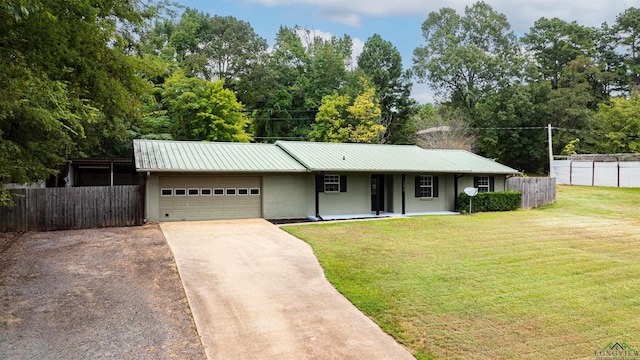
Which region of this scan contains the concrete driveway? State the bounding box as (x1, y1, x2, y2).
(160, 219, 414, 360)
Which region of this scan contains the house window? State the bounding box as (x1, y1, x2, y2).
(188, 188, 199, 196)
(250, 188, 260, 195)
(324, 175, 340, 192)
(414, 175, 439, 198)
(213, 188, 224, 196)
(161, 188, 173, 196)
(201, 188, 212, 196)
(238, 188, 248, 195)
(474, 176, 494, 193)
(226, 188, 236, 196)
(174, 188, 186, 196)
(417, 175, 433, 198)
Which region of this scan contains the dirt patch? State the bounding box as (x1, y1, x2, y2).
(0, 225, 206, 360)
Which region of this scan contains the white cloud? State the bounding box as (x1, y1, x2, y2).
(351, 37, 365, 63)
(327, 13, 361, 28)
(246, 0, 634, 32)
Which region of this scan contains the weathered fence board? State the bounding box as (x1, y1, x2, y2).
(0, 185, 143, 232)
(506, 177, 556, 209)
(0, 190, 27, 232)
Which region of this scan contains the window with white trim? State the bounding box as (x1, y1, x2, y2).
(226, 188, 236, 196)
(238, 188, 248, 195)
(201, 188, 212, 196)
(174, 188, 186, 196)
(161, 188, 173, 196)
(324, 175, 340, 192)
(250, 188, 260, 195)
(188, 188, 199, 196)
(476, 176, 490, 193)
(213, 188, 224, 196)
(417, 175, 433, 198)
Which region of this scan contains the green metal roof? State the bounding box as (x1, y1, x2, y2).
(133, 139, 307, 173)
(275, 141, 519, 174)
(133, 139, 519, 174)
(420, 149, 520, 174)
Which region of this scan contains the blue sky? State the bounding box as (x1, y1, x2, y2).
(178, 0, 636, 103)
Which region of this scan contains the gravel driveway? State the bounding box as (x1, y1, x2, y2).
(0, 225, 206, 360)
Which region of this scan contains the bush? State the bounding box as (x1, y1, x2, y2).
(458, 191, 521, 213)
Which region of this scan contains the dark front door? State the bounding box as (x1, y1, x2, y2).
(371, 174, 385, 213)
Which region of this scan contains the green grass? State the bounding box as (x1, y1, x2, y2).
(283, 185, 640, 360)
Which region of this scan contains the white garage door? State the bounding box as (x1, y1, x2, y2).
(159, 176, 261, 221)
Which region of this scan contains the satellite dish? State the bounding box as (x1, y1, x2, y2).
(464, 187, 478, 197)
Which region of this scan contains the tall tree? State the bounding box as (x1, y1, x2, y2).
(614, 7, 640, 92)
(358, 34, 415, 144)
(146, 9, 268, 85)
(413, 1, 521, 113)
(592, 94, 640, 153)
(523, 18, 596, 89)
(301, 28, 352, 107)
(309, 80, 384, 143)
(0, 0, 163, 204)
(475, 82, 552, 173)
(250, 26, 353, 142)
(249, 26, 313, 141)
(593, 23, 628, 96)
(160, 71, 251, 142)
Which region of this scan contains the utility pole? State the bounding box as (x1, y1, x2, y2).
(548, 124, 555, 178)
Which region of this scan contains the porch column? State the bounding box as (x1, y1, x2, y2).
(110, 160, 114, 187)
(401, 174, 406, 215)
(315, 173, 324, 220)
(454, 174, 465, 211)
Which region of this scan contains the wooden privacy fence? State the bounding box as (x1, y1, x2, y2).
(0, 185, 144, 232)
(506, 177, 556, 209)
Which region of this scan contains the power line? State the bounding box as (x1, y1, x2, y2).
(472, 126, 640, 139)
(473, 126, 547, 130)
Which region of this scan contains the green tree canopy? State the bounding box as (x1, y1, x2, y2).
(614, 7, 640, 92)
(142, 8, 268, 85)
(249, 26, 354, 142)
(592, 93, 640, 153)
(160, 71, 251, 142)
(309, 80, 384, 143)
(0, 0, 163, 205)
(358, 34, 415, 144)
(413, 1, 521, 112)
(474, 82, 552, 173)
(523, 18, 596, 88)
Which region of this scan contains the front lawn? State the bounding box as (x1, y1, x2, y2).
(283, 185, 640, 359)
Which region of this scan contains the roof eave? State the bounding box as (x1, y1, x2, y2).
(305, 168, 519, 174)
(136, 168, 309, 174)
